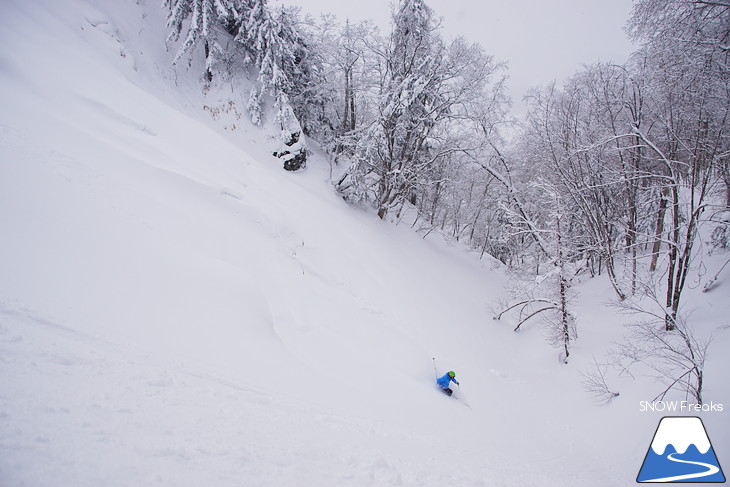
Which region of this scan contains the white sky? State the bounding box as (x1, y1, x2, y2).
(274, 0, 636, 116)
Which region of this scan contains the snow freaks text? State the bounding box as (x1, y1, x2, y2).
(639, 401, 724, 413)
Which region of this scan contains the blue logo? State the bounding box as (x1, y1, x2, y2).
(637, 416, 725, 483)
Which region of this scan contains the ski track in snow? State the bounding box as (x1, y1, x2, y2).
(0, 306, 554, 487)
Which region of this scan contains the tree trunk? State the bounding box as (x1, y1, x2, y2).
(665, 184, 681, 331)
(603, 237, 626, 300)
(628, 216, 637, 295)
(203, 40, 213, 83)
(343, 68, 351, 133)
(349, 84, 356, 131)
(695, 368, 703, 405)
(556, 215, 571, 363)
(649, 187, 669, 272)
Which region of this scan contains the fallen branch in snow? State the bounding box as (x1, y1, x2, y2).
(512, 306, 556, 333)
(703, 257, 730, 292)
(493, 296, 561, 332)
(493, 298, 558, 320)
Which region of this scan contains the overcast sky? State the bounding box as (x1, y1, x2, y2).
(274, 0, 637, 116)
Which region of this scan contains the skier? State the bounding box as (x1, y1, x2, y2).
(436, 370, 459, 396)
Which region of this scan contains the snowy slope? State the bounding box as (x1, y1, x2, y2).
(0, 1, 728, 486)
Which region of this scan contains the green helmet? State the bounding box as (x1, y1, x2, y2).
(448, 371, 456, 378)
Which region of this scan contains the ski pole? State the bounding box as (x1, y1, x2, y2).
(432, 357, 438, 379)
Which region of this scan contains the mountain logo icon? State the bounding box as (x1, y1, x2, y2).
(637, 416, 726, 483)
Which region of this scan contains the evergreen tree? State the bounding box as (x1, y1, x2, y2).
(164, 0, 310, 170)
(164, 0, 241, 81)
(235, 0, 291, 94)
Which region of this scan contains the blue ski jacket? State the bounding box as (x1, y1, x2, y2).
(437, 372, 458, 389)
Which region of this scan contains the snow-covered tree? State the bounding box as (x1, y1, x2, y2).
(336, 0, 508, 220)
(228, 2, 308, 168)
(164, 0, 241, 81)
(235, 1, 293, 95)
(302, 16, 381, 148)
(164, 0, 310, 170)
(370, 0, 442, 219)
(626, 1, 730, 330)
